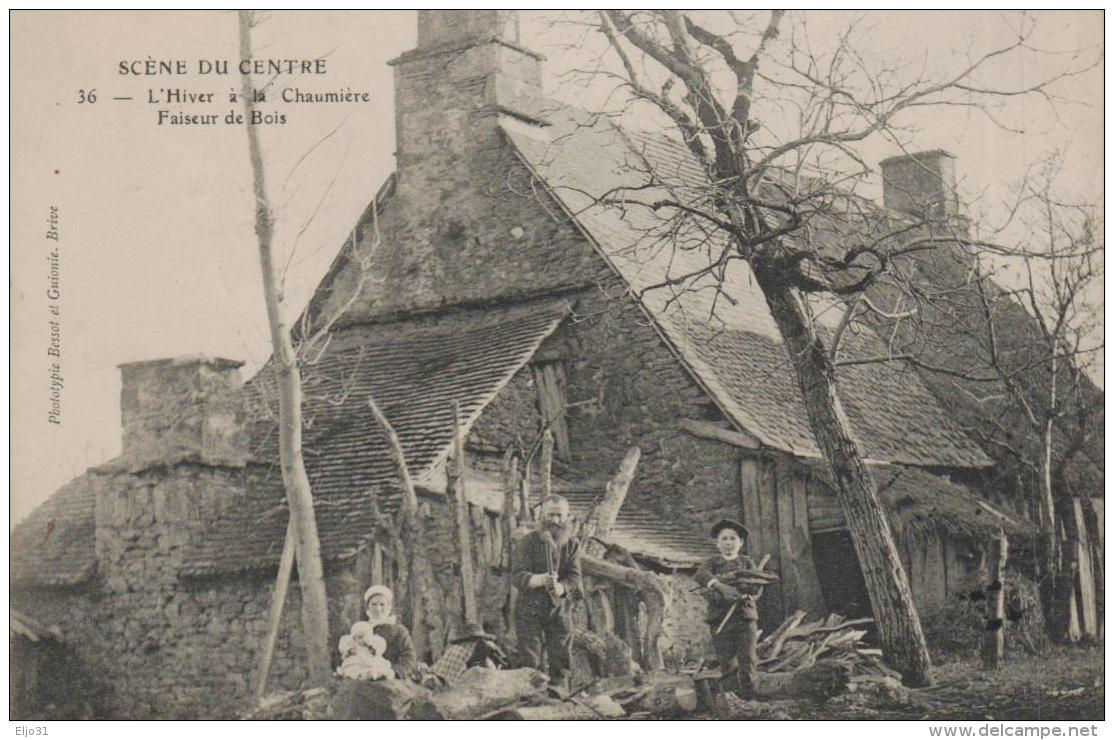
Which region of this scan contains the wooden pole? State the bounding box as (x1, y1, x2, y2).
(253, 519, 296, 704)
(368, 395, 433, 658)
(519, 460, 533, 525)
(981, 530, 1009, 671)
(540, 429, 554, 499)
(450, 402, 479, 623)
(501, 449, 521, 636)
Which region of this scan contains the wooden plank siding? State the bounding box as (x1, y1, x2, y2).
(739, 455, 826, 627)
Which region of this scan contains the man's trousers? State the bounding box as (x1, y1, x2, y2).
(516, 601, 573, 686)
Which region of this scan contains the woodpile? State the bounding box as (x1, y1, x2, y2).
(683, 611, 901, 706)
(755, 611, 892, 680)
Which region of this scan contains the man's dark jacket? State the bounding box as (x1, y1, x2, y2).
(512, 529, 583, 613)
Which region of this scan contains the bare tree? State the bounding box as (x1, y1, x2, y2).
(573, 10, 1097, 685)
(970, 170, 1103, 640)
(859, 154, 1103, 641)
(238, 9, 330, 684)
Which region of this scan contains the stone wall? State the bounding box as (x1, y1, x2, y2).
(461, 281, 736, 658)
(661, 572, 713, 667)
(467, 369, 541, 457)
(544, 283, 743, 537)
(12, 462, 366, 719)
(309, 51, 607, 327)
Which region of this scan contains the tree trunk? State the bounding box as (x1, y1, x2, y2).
(1052, 491, 1083, 643)
(237, 10, 330, 685)
(449, 402, 478, 624)
(981, 531, 1008, 671)
(1036, 417, 1067, 641)
(1080, 495, 1104, 639)
(752, 266, 933, 687)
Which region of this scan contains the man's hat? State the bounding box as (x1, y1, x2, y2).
(449, 623, 498, 644)
(710, 518, 749, 540)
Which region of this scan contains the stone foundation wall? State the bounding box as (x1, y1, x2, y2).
(13, 463, 369, 719)
(662, 572, 713, 667)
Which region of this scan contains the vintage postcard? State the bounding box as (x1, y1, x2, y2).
(10, 10, 1103, 725)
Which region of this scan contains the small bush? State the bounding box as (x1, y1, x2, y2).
(922, 571, 1048, 661)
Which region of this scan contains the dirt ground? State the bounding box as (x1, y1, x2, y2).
(702, 646, 1104, 721)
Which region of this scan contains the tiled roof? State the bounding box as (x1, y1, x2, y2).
(547, 489, 714, 568)
(501, 107, 991, 468)
(11, 477, 97, 587)
(180, 298, 569, 577)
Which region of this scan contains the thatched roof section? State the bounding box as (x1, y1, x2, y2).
(807, 463, 1034, 544)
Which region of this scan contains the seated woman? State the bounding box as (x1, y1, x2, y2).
(358, 585, 418, 680)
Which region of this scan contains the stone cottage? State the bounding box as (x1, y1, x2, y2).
(12, 11, 1029, 718)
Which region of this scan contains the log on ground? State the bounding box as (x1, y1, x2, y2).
(410, 667, 548, 720)
(333, 679, 428, 720)
(500, 694, 625, 720)
(754, 660, 852, 702)
(604, 673, 698, 715)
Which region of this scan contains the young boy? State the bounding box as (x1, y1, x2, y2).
(694, 519, 759, 695)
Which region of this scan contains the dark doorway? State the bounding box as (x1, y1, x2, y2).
(811, 529, 873, 620)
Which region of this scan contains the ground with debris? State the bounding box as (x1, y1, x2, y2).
(717, 646, 1104, 721)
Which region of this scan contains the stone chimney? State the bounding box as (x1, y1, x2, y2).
(879, 150, 961, 222)
(388, 10, 544, 198)
(118, 356, 247, 472)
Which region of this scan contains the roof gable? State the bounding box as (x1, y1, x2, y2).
(181, 298, 569, 577)
(11, 477, 97, 587)
(502, 105, 991, 468)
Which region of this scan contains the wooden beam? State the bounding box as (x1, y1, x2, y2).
(581, 447, 641, 559)
(740, 458, 762, 555)
(533, 363, 570, 457)
(791, 471, 826, 614)
(759, 459, 784, 622)
(679, 418, 761, 450)
(371, 543, 384, 586)
(253, 519, 295, 705)
(450, 402, 479, 624)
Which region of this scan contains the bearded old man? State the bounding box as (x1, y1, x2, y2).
(511, 494, 583, 687)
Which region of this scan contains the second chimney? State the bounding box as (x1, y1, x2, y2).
(118, 356, 247, 472)
(880, 150, 961, 222)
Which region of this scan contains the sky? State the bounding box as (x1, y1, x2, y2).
(10, 11, 1103, 525)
